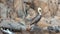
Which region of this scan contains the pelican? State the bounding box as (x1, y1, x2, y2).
(30, 7, 42, 25)
(29, 7, 42, 32)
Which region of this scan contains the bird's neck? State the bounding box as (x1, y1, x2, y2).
(38, 11, 41, 15)
(39, 12, 41, 15)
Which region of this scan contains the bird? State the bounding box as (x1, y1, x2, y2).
(0, 28, 15, 34)
(29, 7, 42, 32)
(30, 7, 42, 25)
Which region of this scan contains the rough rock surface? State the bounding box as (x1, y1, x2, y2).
(0, 19, 26, 31)
(0, 0, 60, 34)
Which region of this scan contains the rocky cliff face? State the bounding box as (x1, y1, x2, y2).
(0, 0, 60, 34)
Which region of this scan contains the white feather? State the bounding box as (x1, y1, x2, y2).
(38, 7, 42, 15)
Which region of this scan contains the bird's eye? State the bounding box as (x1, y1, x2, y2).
(39, 10, 41, 12)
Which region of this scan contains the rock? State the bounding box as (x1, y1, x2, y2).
(0, 3, 8, 19)
(58, 0, 60, 4)
(24, 0, 32, 3)
(47, 26, 54, 31)
(56, 5, 60, 17)
(37, 17, 51, 28)
(0, 19, 26, 31)
(48, 0, 58, 17)
(50, 17, 60, 26)
(30, 25, 41, 31)
(37, 16, 60, 28)
(0, 0, 6, 4)
(14, 0, 25, 18)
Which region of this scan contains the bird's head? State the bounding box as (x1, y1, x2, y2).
(38, 7, 42, 15)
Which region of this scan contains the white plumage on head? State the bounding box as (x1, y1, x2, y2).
(38, 7, 42, 15)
